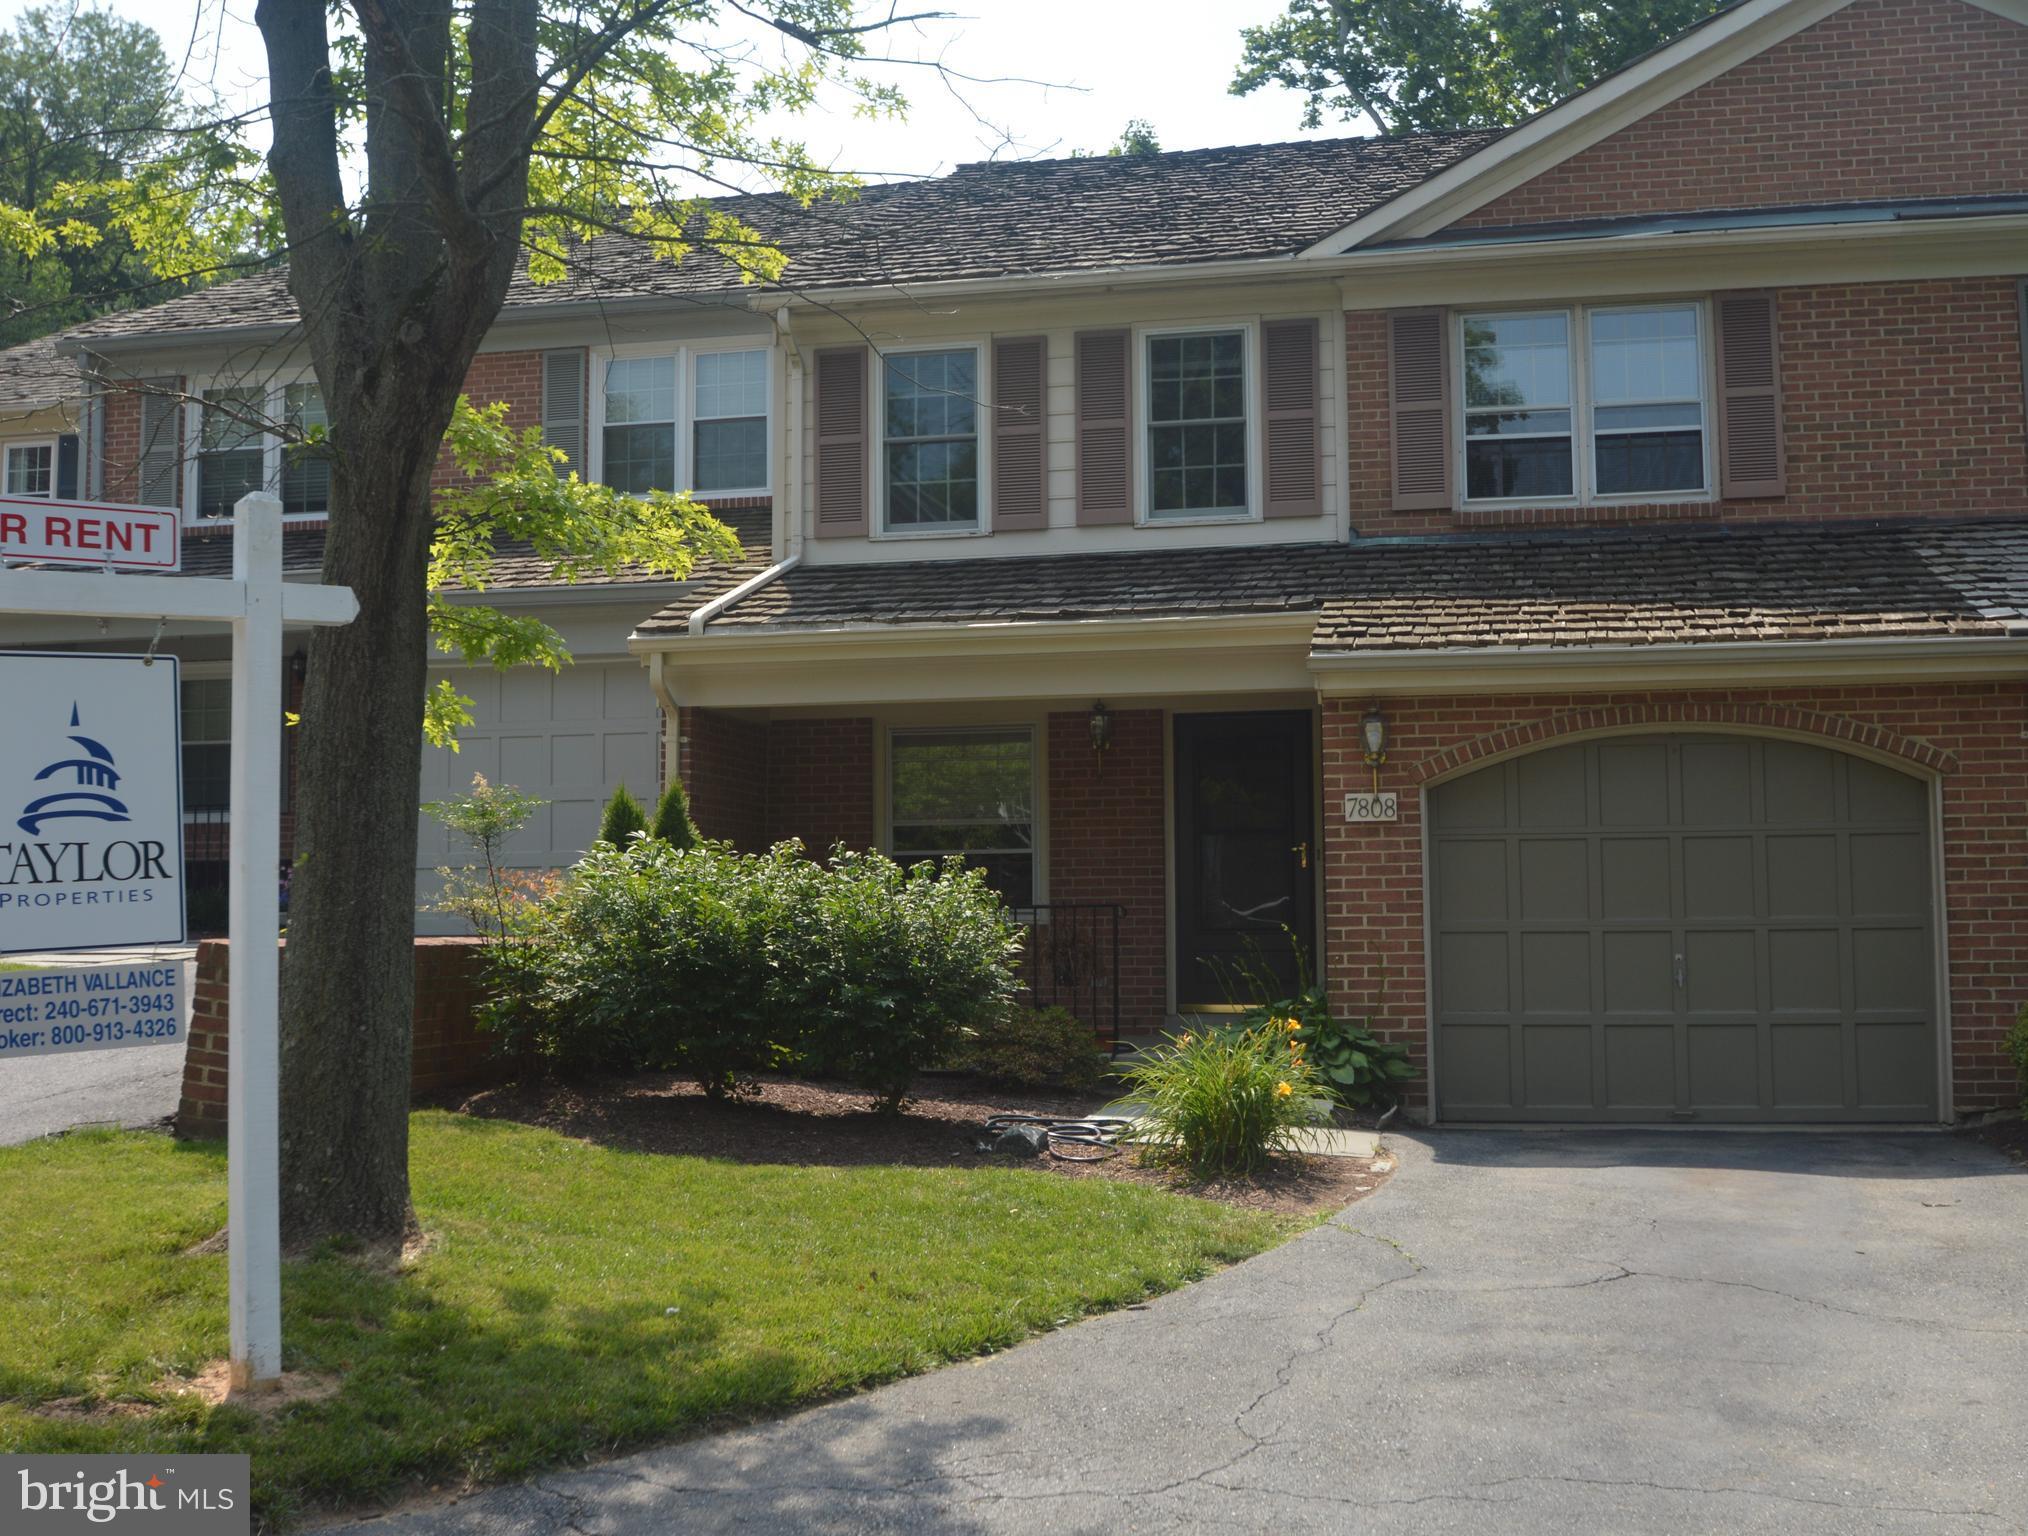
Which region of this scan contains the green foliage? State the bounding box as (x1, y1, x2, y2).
(1076, 118, 1162, 158)
(595, 784, 649, 850)
(1245, 986, 1417, 1110)
(1232, 0, 1735, 134)
(0, 4, 272, 343)
(949, 1006, 1114, 1094)
(650, 779, 702, 850)
(424, 398, 744, 748)
(783, 849, 1026, 1111)
(494, 842, 1022, 1105)
(496, 840, 811, 1092)
(2008, 1004, 2028, 1121)
(422, 773, 548, 941)
(1124, 1022, 1329, 1178)
(0, 1116, 1281, 1529)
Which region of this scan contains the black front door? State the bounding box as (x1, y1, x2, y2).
(1174, 712, 1316, 1008)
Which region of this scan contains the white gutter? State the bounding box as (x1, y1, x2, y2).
(686, 554, 799, 637)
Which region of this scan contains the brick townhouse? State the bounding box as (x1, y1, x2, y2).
(6, 0, 2025, 1123)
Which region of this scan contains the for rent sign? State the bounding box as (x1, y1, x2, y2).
(0, 496, 180, 571)
(0, 653, 185, 953)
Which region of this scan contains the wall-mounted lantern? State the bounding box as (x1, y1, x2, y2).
(1361, 703, 1388, 793)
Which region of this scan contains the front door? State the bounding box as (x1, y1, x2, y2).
(1174, 712, 1316, 1009)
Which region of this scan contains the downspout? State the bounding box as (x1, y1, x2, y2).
(774, 303, 806, 566)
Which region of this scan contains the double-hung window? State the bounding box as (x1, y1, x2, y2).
(1460, 302, 1710, 505)
(693, 350, 769, 493)
(595, 346, 771, 497)
(196, 387, 266, 520)
(889, 727, 1035, 906)
(3, 440, 54, 497)
(181, 678, 232, 816)
(882, 348, 980, 531)
(280, 382, 331, 517)
(1147, 329, 1249, 519)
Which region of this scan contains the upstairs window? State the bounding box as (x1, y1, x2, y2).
(280, 383, 330, 517)
(4, 440, 54, 497)
(1147, 329, 1248, 518)
(693, 349, 768, 493)
(196, 387, 265, 520)
(1459, 303, 1710, 505)
(889, 727, 1034, 906)
(601, 356, 677, 495)
(882, 348, 980, 532)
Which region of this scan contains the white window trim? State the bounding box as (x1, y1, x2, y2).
(882, 722, 1044, 907)
(181, 376, 330, 526)
(2, 437, 58, 498)
(586, 338, 776, 501)
(1133, 320, 1263, 527)
(871, 341, 991, 540)
(1453, 299, 1717, 511)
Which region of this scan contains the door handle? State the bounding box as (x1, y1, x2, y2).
(1292, 842, 1309, 870)
(1673, 953, 1686, 990)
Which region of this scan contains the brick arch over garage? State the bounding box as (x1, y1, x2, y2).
(1409, 701, 1958, 786)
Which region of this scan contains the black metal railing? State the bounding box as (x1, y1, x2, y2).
(182, 807, 232, 935)
(1012, 903, 1123, 1051)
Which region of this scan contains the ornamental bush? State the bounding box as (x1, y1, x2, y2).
(488, 839, 1021, 1106)
(948, 1005, 1114, 1094)
(595, 784, 649, 849)
(783, 849, 1025, 1111)
(1122, 1021, 1328, 1178)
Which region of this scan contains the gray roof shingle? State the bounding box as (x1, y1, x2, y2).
(0, 336, 79, 411)
(66, 132, 1494, 345)
(635, 518, 2028, 651)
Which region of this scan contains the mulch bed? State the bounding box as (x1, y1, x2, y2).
(1965, 1116, 2028, 1168)
(452, 1072, 1390, 1218)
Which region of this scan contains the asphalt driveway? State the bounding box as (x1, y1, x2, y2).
(330, 1130, 2028, 1535)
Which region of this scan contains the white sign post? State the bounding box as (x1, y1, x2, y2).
(0, 492, 355, 1392)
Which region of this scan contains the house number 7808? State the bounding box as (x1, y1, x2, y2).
(1343, 791, 1400, 823)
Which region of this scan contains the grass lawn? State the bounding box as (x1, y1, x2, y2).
(0, 1110, 1285, 1527)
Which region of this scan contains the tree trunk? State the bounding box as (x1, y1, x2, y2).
(277, 412, 443, 1249)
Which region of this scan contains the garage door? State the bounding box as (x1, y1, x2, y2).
(1430, 735, 1937, 1124)
(415, 661, 660, 930)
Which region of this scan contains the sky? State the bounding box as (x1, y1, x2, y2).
(0, 0, 1354, 183)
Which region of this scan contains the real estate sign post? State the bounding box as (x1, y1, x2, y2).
(0, 494, 357, 1391)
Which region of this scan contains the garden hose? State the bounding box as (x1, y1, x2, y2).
(982, 1114, 1139, 1162)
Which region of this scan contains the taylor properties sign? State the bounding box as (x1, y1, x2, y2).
(0, 652, 185, 953)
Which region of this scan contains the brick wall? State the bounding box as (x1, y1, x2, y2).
(1348, 277, 2028, 533)
(764, 717, 876, 855)
(1456, 0, 2028, 228)
(678, 705, 770, 848)
(1319, 684, 2028, 1121)
(1047, 709, 1169, 1032)
(96, 378, 180, 506)
(176, 936, 498, 1137)
(430, 349, 549, 489)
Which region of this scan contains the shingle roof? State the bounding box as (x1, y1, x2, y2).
(0, 336, 78, 412)
(65, 132, 1495, 345)
(153, 500, 772, 591)
(636, 519, 2028, 652)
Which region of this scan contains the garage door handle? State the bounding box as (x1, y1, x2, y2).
(1673, 953, 1686, 990)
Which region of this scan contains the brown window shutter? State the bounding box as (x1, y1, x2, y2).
(1388, 309, 1451, 512)
(137, 383, 181, 509)
(541, 349, 586, 478)
(813, 345, 869, 537)
(1262, 318, 1322, 519)
(1075, 328, 1132, 525)
(1715, 291, 1786, 499)
(992, 335, 1047, 531)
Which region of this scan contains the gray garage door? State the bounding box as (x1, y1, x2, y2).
(1430, 735, 1937, 1124)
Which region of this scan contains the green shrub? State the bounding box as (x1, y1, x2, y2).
(783, 849, 1024, 1111)
(491, 840, 814, 1092)
(1240, 984, 1416, 1111)
(2008, 1004, 2028, 1121)
(950, 1006, 1113, 1093)
(1123, 1022, 1328, 1177)
(596, 784, 648, 848)
(649, 780, 701, 850)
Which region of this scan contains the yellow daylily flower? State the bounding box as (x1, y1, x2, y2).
(1275, 1081, 1293, 1097)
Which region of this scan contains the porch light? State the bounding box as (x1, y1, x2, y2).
(1361, 703, 1388, 792)
(1088, 701, 1113, 763)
